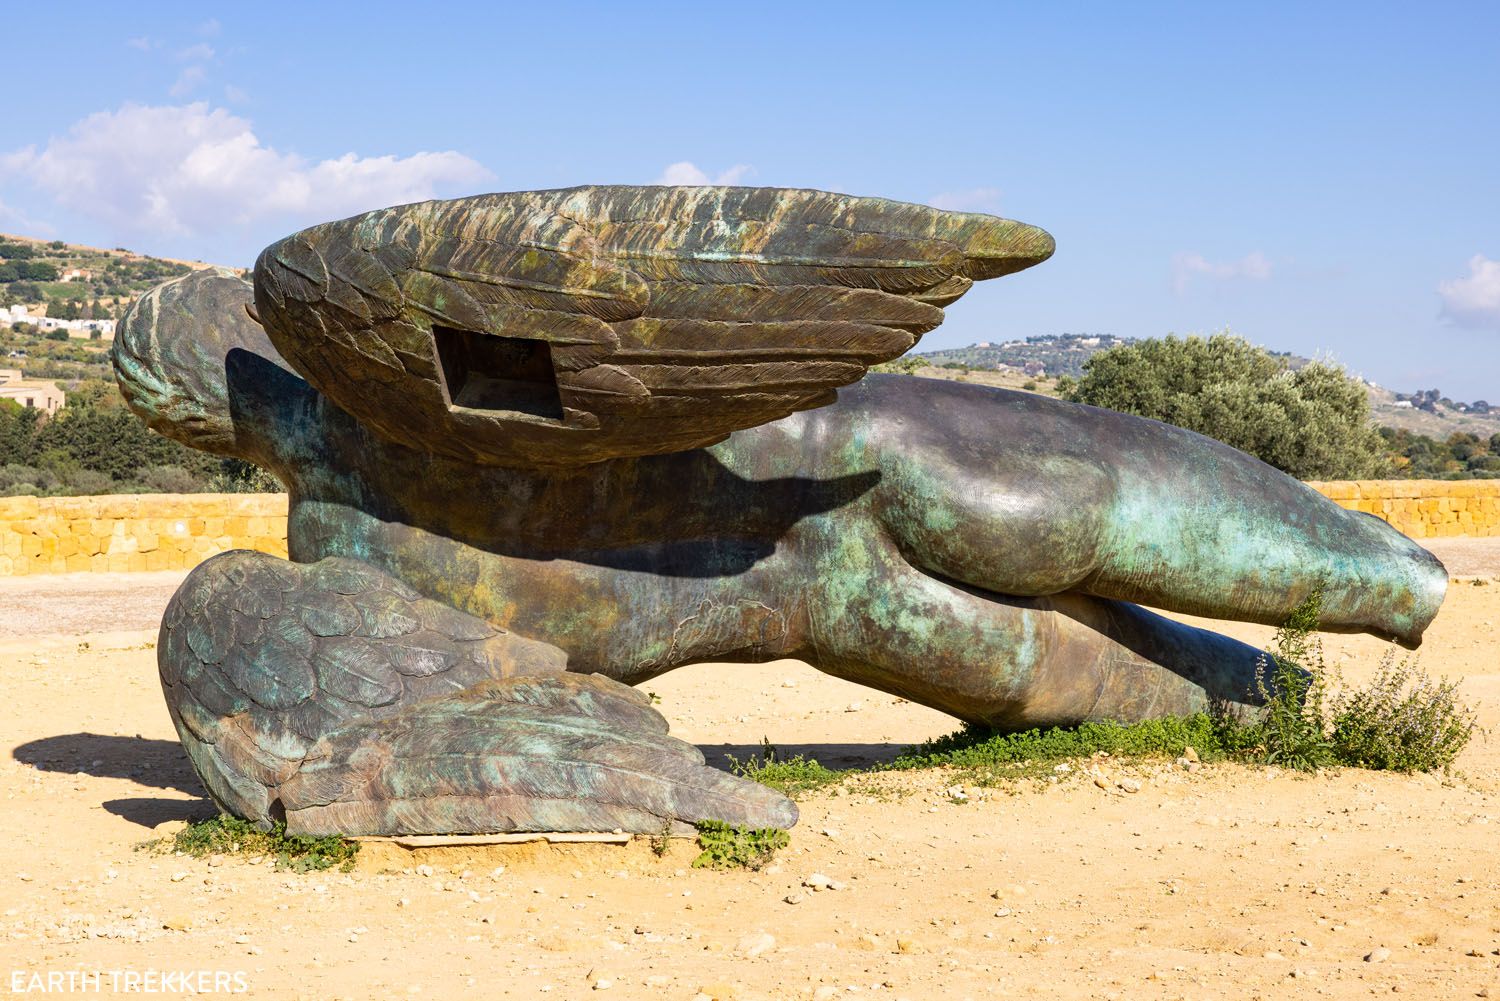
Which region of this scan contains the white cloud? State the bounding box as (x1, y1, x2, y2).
(1438, 254, 1500, 331)
(175, 43, 215, 62)
(0, 196, 52, 236)
(0, 102, 493, 245)
(169, 65, 207, 98)
(655, 161, 755, 186)
(1171, 251, 1273, 294)
(223, 84, 249, 105)
(126, 36, 154, 51)
(927, 187, 1003, 213)
(197, 18, 221, 37)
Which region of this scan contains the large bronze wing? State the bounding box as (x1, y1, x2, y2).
(252, 186, 1054, 466)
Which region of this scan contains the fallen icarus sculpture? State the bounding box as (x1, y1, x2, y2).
(111, 186, 1447, 837)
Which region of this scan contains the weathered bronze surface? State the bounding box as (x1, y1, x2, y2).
(113, 186, 1448, 837)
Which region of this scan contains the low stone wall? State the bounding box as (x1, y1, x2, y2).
(1307, 480, 1500, 539)
(0, 493, 288, 576)
(0, 481, 1493, 576)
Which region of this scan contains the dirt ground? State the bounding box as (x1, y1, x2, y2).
(2, 543, 1498, 1000)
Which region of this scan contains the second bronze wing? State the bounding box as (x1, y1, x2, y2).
(252, 186, 1054, 466)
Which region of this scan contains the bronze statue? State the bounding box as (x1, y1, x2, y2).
(112, 186, 1447, 837)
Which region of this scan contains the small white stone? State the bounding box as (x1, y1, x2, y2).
(736, 931, 776, 958)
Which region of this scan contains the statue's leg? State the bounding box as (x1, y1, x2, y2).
(806, 535, 1270, 729)
(160, 550, 795, 836)
(869, 385, 1446, 647)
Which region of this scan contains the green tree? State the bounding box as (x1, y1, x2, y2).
(17, 261, 59, 282)
(1066, 333, 1387, 480)
(0, 399, 41, 464)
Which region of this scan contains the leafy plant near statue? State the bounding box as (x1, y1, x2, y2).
(739, 593, 1479, 794)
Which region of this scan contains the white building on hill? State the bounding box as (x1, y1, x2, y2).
(0, 368, 64, 413)
(3, 303, 115, 339)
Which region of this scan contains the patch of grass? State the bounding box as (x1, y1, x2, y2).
(728, 738, 848, 799)
(691, 820, 789, 870)
(168, 815, 359, 873)
(880, 713, 1226, 786)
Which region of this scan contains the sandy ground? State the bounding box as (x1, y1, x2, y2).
(2, 545, 1499, 1000)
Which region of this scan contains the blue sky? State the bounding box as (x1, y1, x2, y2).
(3, 2, 1497, 398)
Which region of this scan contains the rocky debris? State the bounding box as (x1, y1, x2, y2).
(1366, 947, 1392, 963)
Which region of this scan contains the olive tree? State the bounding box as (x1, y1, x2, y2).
(1065, 333, 1386, 480)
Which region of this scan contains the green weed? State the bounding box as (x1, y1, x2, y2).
(691, 820, 790, 870)
(882, 713, 1225, 786)
(167, 815, 359, 873)
(728, 739, 847, 799)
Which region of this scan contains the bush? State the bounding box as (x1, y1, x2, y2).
(0, 464, 52, 492)
(1219, 589, 1478, 773)
(1066, 333, 1387, 479)
(61, 468, 113, 494)
(1330, 656, 1479, 771)
(140, 465, 204, 493)
(207, 460, 282, 494)
(870, 355, 924, 375)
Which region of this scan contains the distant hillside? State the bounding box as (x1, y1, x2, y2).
(916, 334, 1500, 439)
(917, 334, 1131, 378)
(0, 235, 244, 387)
(0, 232, 239, 323)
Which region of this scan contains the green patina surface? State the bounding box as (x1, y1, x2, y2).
(110, 187, 1447, 836)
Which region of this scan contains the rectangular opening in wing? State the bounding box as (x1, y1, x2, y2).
(432, 326, 564, 420)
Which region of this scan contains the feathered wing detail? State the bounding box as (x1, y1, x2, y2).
(111, 268, 300, 459)
(281, 674, 795, 836)
(252, 186, 1055, 466)
(160, 551, 794, 834)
